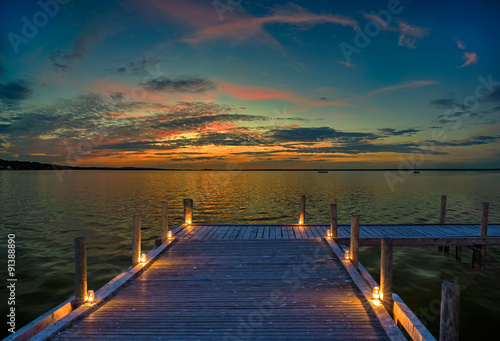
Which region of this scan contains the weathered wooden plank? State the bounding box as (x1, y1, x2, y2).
(51, 239, 391, 341)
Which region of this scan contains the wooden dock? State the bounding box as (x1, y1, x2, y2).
(51, 238, 394, 340)
(7, 197, 499, 341)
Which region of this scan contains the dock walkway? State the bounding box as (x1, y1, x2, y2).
(13, 223, 500, 341)
(51, 238, 389, 340)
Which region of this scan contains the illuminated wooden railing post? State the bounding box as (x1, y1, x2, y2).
(350, 215, 359, 269)
(184, 199, 193, 225)
(161, 201, 169, 243)
(473, 202, 489, 270)
(439, 282, 460, 341)
(381, 238, 394, 316)
(330, 203, 337, 238)
(299, 195, 305, 224)
(74, 237, 87, 307)
(132, 215, 141, 267)
(440, 195, 448, 254)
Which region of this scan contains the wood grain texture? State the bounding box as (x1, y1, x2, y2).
(51, 239, 389, 340)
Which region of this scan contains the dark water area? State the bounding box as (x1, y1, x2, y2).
(0, 170, 499, 339)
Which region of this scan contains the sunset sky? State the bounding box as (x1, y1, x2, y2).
(1, 0, 500, 168)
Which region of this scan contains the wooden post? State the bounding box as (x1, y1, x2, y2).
(184, 199, 193, 224)
(381, 238, 394, 316)
(132, 215, 141, 266)
(439, 283, 460, 341)
(330, 204, 337, 238)
(299, 195, 305, 224)
(473, 202, 489, 270)
(455, 246, 462, 261)
(350, 215, 360, 269)
(74, 237, 87, 307)
(440, 195, 447, 253)
(161, 201, 169, 243)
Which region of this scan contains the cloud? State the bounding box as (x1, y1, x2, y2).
(457, 52, 478, 68)
(0, 80, 33, 104)
(218, 82, 350, 107)
(397, 20, 430, 49)
(50, 15, 123, 71)
(455, 39, 466, 49)
(425, 135, 499, 147)
(144, 76, 216, 93)
(153, 114, 265, 130)
(369, 80, 439, 96)
(378, 128, 421, 136)
(361, 13, 429, 48)
(106, 57, 162, 76)
(182, 6, 358, 44)
(337, 60, 354, 68)
(270, 127, 377, 142)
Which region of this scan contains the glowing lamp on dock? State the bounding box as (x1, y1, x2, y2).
(168, 231, 173, 240)
(140, 253, 147, 264)
(86, 290, 95, 303)
(344, 250, 350, 260)
(326, 230, 332, 239)
(373, 287, 380, 300)
(186, 218, 192, 224)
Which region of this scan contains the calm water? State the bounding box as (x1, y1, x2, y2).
(1, 170, 499, 339)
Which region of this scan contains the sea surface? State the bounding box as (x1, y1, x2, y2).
(1, 170, 499, 339)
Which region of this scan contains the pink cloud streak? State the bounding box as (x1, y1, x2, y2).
(182, 13, 358, 44)
(217, 82, 351, 107)
(457, 52, 478, 68)
(369, 80, 440, 96)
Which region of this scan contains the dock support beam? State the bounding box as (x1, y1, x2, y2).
(381, 238, 394, 316)
(184, 199, 193, 225)
(132, 215, 141, 267)
(161, 201, 169, 243)
(473, 202, 488, 270)
(440, 195, 448, 254)
(74, 237, 87, 307)
(330, 204, 337, 238)
(350, 215, 359, 269)
(439, 282, 460, 341)
(299, 195, 305, 224)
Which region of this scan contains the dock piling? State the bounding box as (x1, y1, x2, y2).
(381, 238, 394, 316)
(184, 199, 193, 224)
(350, 215, 360, 269)
(473, 202, 489, 270)
(439, 282, 460, 341)
(161, 201, 169, 243)
(74, 237, 87, 307)
(132, 215, 141, 266)
(330, 203, 337, 237)
(440, 195, 448, 254)
(299, 195, 305, 224)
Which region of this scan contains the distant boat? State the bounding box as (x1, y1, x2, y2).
(414, 166, 420, 174)
(318, 165, 328, 173)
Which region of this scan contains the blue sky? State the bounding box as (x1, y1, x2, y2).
(0, 0, 499, 168)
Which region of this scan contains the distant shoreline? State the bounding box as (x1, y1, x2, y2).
(1, 159, 499, 172)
